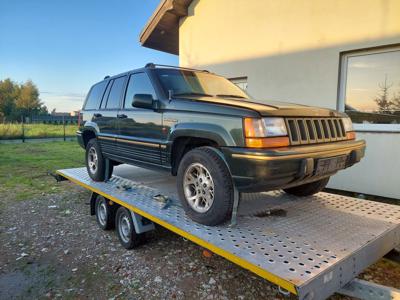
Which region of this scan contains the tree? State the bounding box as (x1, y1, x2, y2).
(15, 80, 43, 118)
(392, 83, 400, 115)
(0, 78, 18, 122)
(374, 75, 394, 114)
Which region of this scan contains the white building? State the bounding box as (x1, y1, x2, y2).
(140, 0, 400, 199)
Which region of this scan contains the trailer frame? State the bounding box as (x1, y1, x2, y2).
(56, 166, 400, 300)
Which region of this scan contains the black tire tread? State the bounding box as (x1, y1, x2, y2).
(85, 138, 113, 181)
(177, 146, 233, 226)
(115, 207, 145, 249)
(283, 177, 330, 197)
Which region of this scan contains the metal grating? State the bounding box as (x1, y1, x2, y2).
(286, 118, 347, 145)
(57, 166, 400, 300)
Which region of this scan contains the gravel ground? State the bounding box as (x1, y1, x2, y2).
(0, 183, 399, 300)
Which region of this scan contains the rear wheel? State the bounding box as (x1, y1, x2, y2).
(177, 147, 233, 226)
(283, 177, 330, 196)
(115, 207, 145, 249)
(85, 138, 113, 181)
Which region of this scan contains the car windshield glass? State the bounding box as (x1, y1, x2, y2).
(155, 69, 249, 99)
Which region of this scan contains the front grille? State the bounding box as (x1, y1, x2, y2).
(286, 118, 346, 145)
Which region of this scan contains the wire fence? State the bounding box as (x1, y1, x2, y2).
(0, 115, 79, 141)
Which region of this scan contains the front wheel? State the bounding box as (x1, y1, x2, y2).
(283, 177, 330, 196)
(177, 147, 233, 226)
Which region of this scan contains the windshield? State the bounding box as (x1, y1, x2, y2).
(154, 69, 249, 99)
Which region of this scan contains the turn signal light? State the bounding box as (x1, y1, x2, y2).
(245, 137, 290, 148)
(346, 131, 356, 140)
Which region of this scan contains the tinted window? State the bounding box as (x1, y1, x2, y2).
(100, 80, 112, 109)
(155, 69, 248, 99)
(124, 73, 156, 108)
(105, 76, 126, 109)
(84, 81, 107, 110)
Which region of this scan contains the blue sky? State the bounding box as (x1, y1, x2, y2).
(0, 0, 177, 112)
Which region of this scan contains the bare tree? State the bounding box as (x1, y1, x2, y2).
(374, 75, 394, 114)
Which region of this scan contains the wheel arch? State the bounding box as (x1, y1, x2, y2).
(81, 128, 97, 148)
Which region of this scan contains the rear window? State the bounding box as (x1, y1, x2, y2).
(84, 81, 107, 110)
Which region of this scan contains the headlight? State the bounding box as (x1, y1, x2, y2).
(244, 117, 288, 137)
(243, 117, 289, 148)
(342, 117, 356, 140)
(342, 117, 353, 132)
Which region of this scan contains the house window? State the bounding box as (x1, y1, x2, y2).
(339, 46, 400, 131)
(229, 76, 248, 91)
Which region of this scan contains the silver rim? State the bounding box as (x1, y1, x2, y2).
(97, 200, 107, 226)
(183, 163, 214, 213)
(119, 214, 131, 243)
(88, 147, 98, 174)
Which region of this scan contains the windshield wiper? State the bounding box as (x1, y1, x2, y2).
(173, 92, 213, 98)
(216, 94, 247, 99)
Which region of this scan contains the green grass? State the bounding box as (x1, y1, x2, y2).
(0, 123, 78, 139)
(0, 141, 84, 200)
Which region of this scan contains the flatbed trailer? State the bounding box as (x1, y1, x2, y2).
(56, 165, 400, 300)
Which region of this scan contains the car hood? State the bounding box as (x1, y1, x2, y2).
(188, 96, 345, 117)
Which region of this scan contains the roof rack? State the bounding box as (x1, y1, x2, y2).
(144, 63, 210, 73)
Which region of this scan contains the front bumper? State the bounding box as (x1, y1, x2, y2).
(221, 139, 366, 192)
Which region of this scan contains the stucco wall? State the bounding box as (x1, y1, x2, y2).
(179, 0, 400, 198)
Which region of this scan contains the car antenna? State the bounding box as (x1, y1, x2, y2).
(168, 90, 173, 102)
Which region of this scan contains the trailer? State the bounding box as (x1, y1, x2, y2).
(55, 165, 400, 300)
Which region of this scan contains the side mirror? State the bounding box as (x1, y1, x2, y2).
(132, 94, 154, 109)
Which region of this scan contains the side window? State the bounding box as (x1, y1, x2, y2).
(84, 81, 107, 110)
(105, 76, 126, 109)
(124, 73, 156, 109)
(100, 80, 112, 109)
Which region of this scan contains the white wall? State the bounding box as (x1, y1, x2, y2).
(329, 132, 400, 199)
(179, 0, 400, 198)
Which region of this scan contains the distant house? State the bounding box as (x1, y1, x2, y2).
(140, 0, 400, 199)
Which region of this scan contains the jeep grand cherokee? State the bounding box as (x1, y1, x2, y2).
(77, 63, 366, 225)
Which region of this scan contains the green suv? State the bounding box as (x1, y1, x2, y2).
(77, 64, 365, 226)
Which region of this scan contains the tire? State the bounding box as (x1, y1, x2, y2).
(283, 177, 330, 196)
(95, 196, 116, 230)
(115, 207, 145, 249)
(85, 138, 113, 181)
(177, 147, 233, 226)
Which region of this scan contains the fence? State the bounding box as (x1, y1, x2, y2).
(0, 115, 78, 141)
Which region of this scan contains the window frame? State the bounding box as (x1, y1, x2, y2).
(338, 45, 400, 133)
(122, 72, 158, 110)
(229, 76, 248, 91)
(102, 75, 128, 110)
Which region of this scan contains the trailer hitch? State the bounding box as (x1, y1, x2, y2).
(48, 171, 68, 182)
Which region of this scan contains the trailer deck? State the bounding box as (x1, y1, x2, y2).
(56, 165, 400, 300)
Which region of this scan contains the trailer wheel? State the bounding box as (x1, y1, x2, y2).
(115, 207, 144, 249)
(177, 147, 233, 226)
(86, 138, 113, 181)
(95, 196, 115, 230)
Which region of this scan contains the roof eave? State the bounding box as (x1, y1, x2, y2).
(139, 0, 192, 55)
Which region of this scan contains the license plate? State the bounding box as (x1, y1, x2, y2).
(315, 155, 347, 176)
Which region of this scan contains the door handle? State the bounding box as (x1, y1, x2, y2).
(117, 114, 127, 119)
(93, 113, 102, 118)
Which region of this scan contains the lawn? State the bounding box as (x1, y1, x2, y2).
(0, 123, 78, 139)
(0, 141, 84, 200)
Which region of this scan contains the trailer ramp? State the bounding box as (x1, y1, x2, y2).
(57, 166, 400, 300)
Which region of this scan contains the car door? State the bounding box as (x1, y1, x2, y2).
(117, 72, 164, 166)
(96, 76, 127, 157)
